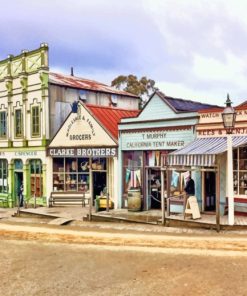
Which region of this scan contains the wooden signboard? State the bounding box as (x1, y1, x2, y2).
(184, 196, 201, 219)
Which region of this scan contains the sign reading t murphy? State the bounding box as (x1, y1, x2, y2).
(48, 103, 118, 155)
(121, 128, 194, 150)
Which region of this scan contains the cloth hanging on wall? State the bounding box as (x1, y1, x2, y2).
(171, 171, 179, 187)
(135, 170, 141, 185)
(155, 151, 160, 166)
(125, 169, 131, 184)
(149, 151, 155, 166)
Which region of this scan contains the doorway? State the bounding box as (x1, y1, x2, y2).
(147, 168, 161, 209)
(204, 172, 216, 211)
(92, 172, 107, 200)
(14, 172, 23, 206)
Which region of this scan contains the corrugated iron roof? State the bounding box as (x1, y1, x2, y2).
(49, 72, 139, 98)
(86, 104, 139, 140)
(156, 91, 221, 112)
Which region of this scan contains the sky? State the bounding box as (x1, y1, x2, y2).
(1, 0, 247, 106)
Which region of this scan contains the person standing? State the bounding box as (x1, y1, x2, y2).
(184, 175, 195, 196)
(19, 182, 24, 207)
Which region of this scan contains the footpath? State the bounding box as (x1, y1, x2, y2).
(1, 207, 247, 255)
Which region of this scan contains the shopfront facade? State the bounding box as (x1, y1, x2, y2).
(47, 102, 138, 207)
(169, 102, 247, 217)
(197, 104, 247, 215)
(118, 91, 215, 210)
(0, 149, 47, 207)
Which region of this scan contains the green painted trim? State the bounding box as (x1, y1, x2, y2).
(42, 163, 47, 197)
(7, 140, 13, 148)
(40, 72, 49, 89)
(0, 146, 46, 152)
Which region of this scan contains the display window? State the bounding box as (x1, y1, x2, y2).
(233, 146, 247, 196)
(123, 151, 143, 194)
(52, 157, 107, 193)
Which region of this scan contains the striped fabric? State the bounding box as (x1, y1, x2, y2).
(168, 136, 247, 167)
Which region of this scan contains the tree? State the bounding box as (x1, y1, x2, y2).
(111, 75, 158, 108)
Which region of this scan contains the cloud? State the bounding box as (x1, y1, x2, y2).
(1, 0, 247, 106)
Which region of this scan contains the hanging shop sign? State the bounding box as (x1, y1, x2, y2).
(47, 147, 117, 157)
(121, 129, 194, 151)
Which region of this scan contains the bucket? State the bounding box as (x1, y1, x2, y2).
(127, 189, 141, 212)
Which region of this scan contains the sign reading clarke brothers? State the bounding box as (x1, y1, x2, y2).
(48, 104, 117, 157)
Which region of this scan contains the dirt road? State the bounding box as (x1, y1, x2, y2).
(1, 222, 247, 295)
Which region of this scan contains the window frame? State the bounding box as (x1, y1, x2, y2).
(31, 106, 40, 137)
(0, 159, 8, 193)
(0, 111, 7, 138)
(15, 109, 23, 138)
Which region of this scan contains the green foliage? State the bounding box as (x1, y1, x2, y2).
(111, 74, 158, 107)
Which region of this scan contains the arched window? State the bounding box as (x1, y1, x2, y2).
(30, 159, 42, 197)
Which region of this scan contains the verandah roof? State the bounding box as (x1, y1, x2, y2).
(168, 136, 247, 167)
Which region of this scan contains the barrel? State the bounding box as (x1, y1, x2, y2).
(127, 189, 141, 212)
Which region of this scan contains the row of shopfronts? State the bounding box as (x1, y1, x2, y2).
(2, 91, 247, 222)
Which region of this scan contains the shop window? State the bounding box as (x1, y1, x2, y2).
(53, 158, 90, 193)
(15, 109, 23, 138)
(146, 151, 162, 167)
(92, 158, 106, 170)
(30, 159, 43, 197)
(233, 147, 247, 196)
(31, 106, 40, 137)
(0, 111, 7, 138)
(0, 159, 8, 193)
(123, 151, 143, 194)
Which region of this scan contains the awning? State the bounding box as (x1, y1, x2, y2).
(168, 136, 247, 167)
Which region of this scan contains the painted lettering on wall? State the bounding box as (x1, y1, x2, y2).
(198, 127, 247, 136)
(126, 140, 184, 149)
(48, 147, 117, 157)
(15, 151, 38, 156)
(66, 114, 96, 138)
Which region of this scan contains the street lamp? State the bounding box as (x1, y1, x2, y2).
(222, 94, 236, 225)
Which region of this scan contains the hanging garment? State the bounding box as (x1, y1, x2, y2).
(155, 151, 160, 166)
(171, 171, 179, 187)
(149, 151, 155, 166)
(125, 169, 131, 184)
(135, 170, 141, 186)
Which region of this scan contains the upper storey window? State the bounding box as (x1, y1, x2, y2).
(0, 111, 7, 138)
(31, 106, 40, 137)
(15, 109, 23, 138)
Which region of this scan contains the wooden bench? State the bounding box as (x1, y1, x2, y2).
(49, 192, 88, 207)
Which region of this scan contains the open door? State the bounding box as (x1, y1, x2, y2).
(204, 172, 216, 211)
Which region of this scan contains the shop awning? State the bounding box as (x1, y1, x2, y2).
(168, 136, 247, 167)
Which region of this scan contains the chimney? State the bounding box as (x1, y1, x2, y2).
(71, 67, 74, 76)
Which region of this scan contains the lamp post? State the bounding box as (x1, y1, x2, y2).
(222, 94, 236, 226)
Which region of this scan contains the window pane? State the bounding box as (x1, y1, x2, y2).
(15, 109, 23, 137)
(32, 106, 40, 136)
(0, 112, 6, 137)
(53, 158, 64, 172)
